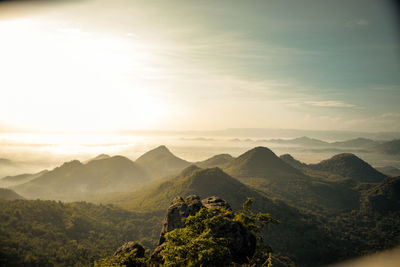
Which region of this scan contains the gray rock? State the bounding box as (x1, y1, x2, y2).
(111, 241, 145, 267)
(158, 195, 202, 245)
(201, 196, 231, 210)
(152, 195, 256, 265)
(113, 241, 145, 258)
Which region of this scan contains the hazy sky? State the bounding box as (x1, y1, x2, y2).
(1, 0, 399, 132)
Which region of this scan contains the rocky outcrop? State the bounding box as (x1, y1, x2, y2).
(201, 196, 231, 210)
(158, 195, 204, 245)
(213, 218, 256, 263)
(151, 195, 255, 265)
(111, 241, 145, 267)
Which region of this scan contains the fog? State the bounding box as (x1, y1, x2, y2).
(1, 131, 399, 178)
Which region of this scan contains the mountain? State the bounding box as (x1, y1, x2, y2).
(375, 139, 400, 155)
(0, 199, 159, 266)
(376, 166, 400, 177)
(0, 188, 24, 200)
(0, 158, 13, 165)
(108, 166, 347, 266)
(223, 146, 301, 179)
(331, 138, 378, 148)
(279, 154, 308, 170)
(360, 176, 400, 215)
(219, 147, 360, 213)
(13, 156, 150, 200)
(0, 170, 48, 187)
(195, 154, 234, 168)
(86, 154, 111, 163)
(268, 136, 329, 146)
(135, 145, 190, 178)
(309, 153, 387, 183)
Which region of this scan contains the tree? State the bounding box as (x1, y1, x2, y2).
(162, 198, 279, 266)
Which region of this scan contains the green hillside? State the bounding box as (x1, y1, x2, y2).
(221, 147, 360, 213)
(0, 199, 160, 266)
(223, 146, 301, 178)
(108, 166, 350, 266)
(135, 145, 190, 179)
(195, 153, 234, 168)
(13, 156, 150, 200)
(279, 154, 308, 170)
(0, 188, 24, 200)
(360, 176, 400, 215)
(309, 153, 387, 182)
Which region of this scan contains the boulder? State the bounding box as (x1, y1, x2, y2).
(158, 195, 202, 245)
(152, 195, 256, 265)
(201, 196, 231, 210)
(111, 241, 145, 267)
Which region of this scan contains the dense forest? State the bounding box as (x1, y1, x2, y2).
(0, 200, 161, 266)
(1, 146, 400, 266)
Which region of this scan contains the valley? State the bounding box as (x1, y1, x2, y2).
(1, 143, 399, 266)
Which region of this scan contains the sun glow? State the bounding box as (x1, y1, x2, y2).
(0, 18, 168, 132)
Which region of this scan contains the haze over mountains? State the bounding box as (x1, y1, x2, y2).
(12, 156, 150, 200)
(135, 145, 190, 178)
(0, 143, 390, 214)
(1, 143, 399, 266)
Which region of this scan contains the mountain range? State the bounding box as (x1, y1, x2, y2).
(135, 145, 190, 178)
(0, 188, 24, 200)
(265, 136, 400, 155)
(0, 144, 399, 266)
(12, 156, 150, 200)
(106, 165, 349, 266)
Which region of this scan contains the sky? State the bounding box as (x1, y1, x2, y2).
(0, 0, 399, 133)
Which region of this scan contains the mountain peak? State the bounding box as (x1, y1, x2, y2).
(196, 154, 234, 168)
(60, 160, 82, 168)
(224, 146, 300, 178)
(310, 153, 387, 182)
(155, 145, 171, 152)
(136, 145, 190, 178)
(90, 154, 111, 161)
(247, 146, 276, 156)
(139, 145, 174, 158)
(179, 164, 201, 177)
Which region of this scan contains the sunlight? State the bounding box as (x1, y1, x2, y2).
(0, 17, 168, 132)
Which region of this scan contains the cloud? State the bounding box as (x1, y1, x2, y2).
(305, 100, 356, 108)
(346, 19, 370, 28)
(381, 112, 400, 118)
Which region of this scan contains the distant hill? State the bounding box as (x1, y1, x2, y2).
(135, 145, 190, 179)
(268, 136, 329, 146)
(331, 138, 378, 148)
(0, 158, 13, 165)
(223, 146, 301, 179)
(0, 170, 48, 187)
(86, 154, 111, 163)
(219, 147, 360, 213)
(279, 154, 308, 170)
(376, 166, 400, 177)
(108, 166, 347, 266)
(13, 156, 150, 200)
(375, 139, 400, 155)
(309, 153, 387, 182)
(0, 199, 159, 266)
(195, 154, 234, 168)
(0, 188, 24, 200)
(360, 176, 400, 215)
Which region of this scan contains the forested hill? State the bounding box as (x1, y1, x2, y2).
(0, 199, 161, 267)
